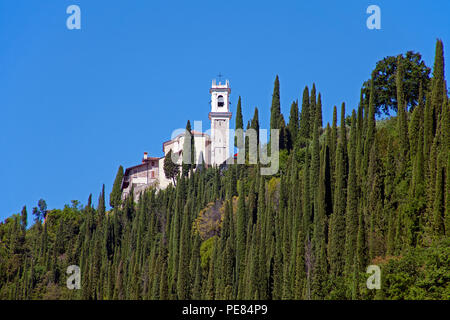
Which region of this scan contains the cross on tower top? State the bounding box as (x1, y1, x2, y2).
(217, 73, 223, 83)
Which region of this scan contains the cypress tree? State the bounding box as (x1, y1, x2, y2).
(257, 177, 266, 233)
(424, 92, 434, 162)
(164, 150, 179, 186)
(409, 83, 424, 159)
(443, 98, 449, 236)
(310, 97, 321, 227)
(446, 150, 450, 236)
(192, 256, 202, 299)
(20, 206, 27, 233)
(311, 141, 329, 299)
(110, 165, 124, 208)
(303, 147, 312, 237)
(408, 125, 426, 245)
(309, 84, 317, 138)
(272, 223, 283, 300)
(177, 202, 191, 299)
(299, 86, 310, 143)
(288, 100, 299, 149)
(205, 240, 217, 299)
(396, 55, 410, 161)
(323, 127, 333, 216)
(182, 120, 193, 176)
(236, 177, 247, 295)
(316, 93, 323, 128)
(331, 106, 338, 162)
(114, 260, 124, 300)
(330, 106, 338, 198)
(279, 115, 287, 150)
(356, 91, 365, 180)
(344, 110, 358, 292)
(426, 132, 439, 233)
(367, 140, 385, 257)
(293, 229, 305, 299)
(328, 102, 348, 280)
(251, 107, 260, 147)
(364, 78, 376, 176)
(431, 39, 445, 127)
(249, 226, 261, 299)
(433, 159, 445, 236)
(270, 75, 281, 142)
(160, 258, 169, 300)
(235, 96, 244, 149)
(441, 95, 449, 154)
(355, 202, 368, 297)
(222, 199, 235, 294)
(97, 184, 106, 224)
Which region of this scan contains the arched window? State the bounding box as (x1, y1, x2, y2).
(217, 95, 224, 107)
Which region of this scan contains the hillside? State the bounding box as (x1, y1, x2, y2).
(0, 40, 448, 300)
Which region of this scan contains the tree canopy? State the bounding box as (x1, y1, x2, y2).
(362, 51, 431, 115)
(0, 40, 448, 301)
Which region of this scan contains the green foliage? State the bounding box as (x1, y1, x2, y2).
(110, 165, 124, 208)
(182, 120, 194, 176)
(251, 107, 260, 146)
(193, 201, 223, 240)
(0, 39, 448, 301)
(278, 149, 289, 175)
(200, 236, 217, 270)
(270, 75, 281, 132)
(287, 100, 299, 150)
(164, 149, 179, 185)
(381, 239, 450, 299)
(235, 96, 244, 148)
(298, 86, 310, 145)
(362, 51, 431, 115)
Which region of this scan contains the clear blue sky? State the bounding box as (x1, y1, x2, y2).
(0, 0, 449, 222)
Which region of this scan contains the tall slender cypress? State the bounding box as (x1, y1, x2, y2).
(299, 86, 310, 143)
(110, 165, 124, 208)
(235, 96, 244, 149)
(328, 102, 348, 280)
(288, 100, 299, 149)
(431, 39, 446, 127)
(270, 75, 281, 142)
(396, 55, 410, 161)
(344, 110, 358, 291)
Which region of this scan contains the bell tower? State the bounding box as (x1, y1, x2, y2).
(209, 79, 232, 165)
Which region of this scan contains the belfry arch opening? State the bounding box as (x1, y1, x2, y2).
(217, 95, 224, 107)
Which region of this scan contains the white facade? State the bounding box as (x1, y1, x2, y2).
(209, 79, 232, 165)
(121, 153, 160, 201)
(122, 79, 232, 198)
(158, 157, 172, 190)
(163, 131, 211, 165)
(158, 131, 211, 189)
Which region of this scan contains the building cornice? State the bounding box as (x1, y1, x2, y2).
(209, 112, 232, 120)
(209, 87, 231, 94)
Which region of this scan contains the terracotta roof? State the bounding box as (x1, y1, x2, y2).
(143, 157, 160, 161)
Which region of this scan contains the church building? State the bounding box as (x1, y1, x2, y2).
(121, 79, 232, 198)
